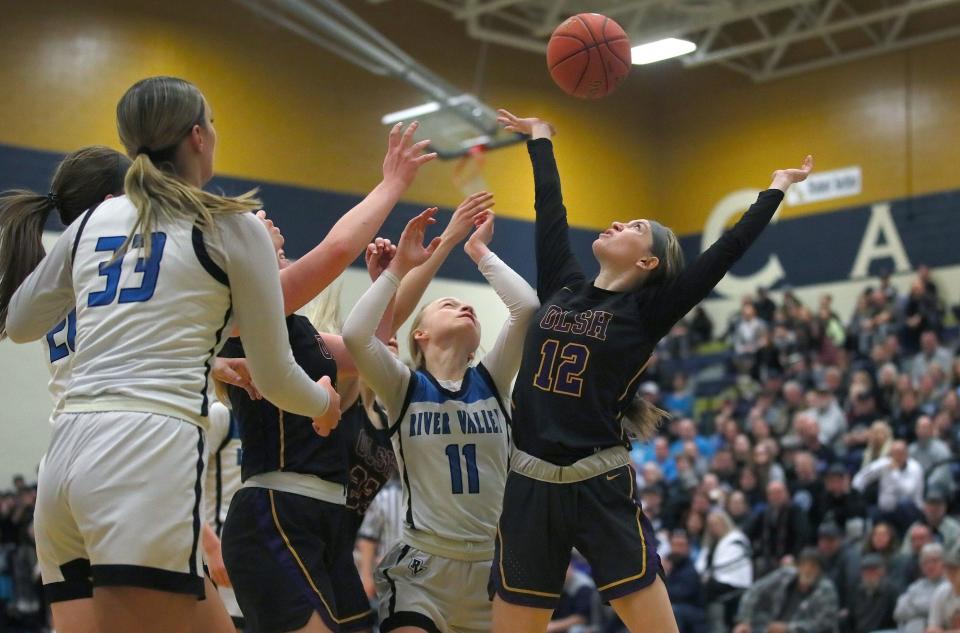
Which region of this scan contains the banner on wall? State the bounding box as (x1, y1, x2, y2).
(785, 165, 862, 206)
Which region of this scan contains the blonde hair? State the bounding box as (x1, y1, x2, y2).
(116, 76, 260, 256)
(648, 226, 685, 286)
(304, 281, 343, 335)
(620, 396, 668, 440)
(407, 303, 429, 369)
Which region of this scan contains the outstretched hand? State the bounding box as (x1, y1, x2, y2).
(465, 211, 495, 263)
(365, 238, 396, 281)
(770, 155, 814, 192)
(496, 109, 556, 139)
(441, 191, 495, 245)
(382, 121, 438, 190)
(388, 207, 442, 277)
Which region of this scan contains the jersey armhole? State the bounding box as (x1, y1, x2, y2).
(387, 369, 419, 437)
(192, 225, 229, 286)
(476, 362, 512, 428)
(69, 207, 96, 267)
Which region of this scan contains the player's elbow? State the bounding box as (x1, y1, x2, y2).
(4, 317, 37, 344)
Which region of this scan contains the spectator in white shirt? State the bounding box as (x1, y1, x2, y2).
(853, 440, 925, 534)
(807, 386, 847, 449)
(734, 303, 767, 356)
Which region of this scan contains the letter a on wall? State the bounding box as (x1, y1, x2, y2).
(849, 203, 911, 279)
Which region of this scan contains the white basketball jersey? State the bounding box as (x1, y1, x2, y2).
(42, 308, 76, 421)
(204, 402, 242, 532)
(391, 365, 510, 545)
(63, 196, 232, 427)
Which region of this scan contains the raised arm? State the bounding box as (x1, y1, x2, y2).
(344, 209, 445, 420)
(498, 109, 585, 302)
(219, 212, 339, 434)
(392, 191, 493, 331)
(277, 122, 436, 316)
(645, 156, 814, 337)
(467, 212, 540, 397)
(5, 218, 79, 342)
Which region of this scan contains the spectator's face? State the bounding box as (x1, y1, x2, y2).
(784, 384, 803, 404)
(685, 512, 704, 536)
(743, 304, 756, 320)
(727, 493, 748, 518)
(712, 451, 734, 474)
(641, 492, 661, 515)
(702, 474, 719, 492)
(916, 417, 933, 440)
(767, 482, 788, 508)
(683, 441, 699, 460)
(922, 555, 944, 580)
(861, 565, 885, 590)
(750, 418, 770, 440)
(753, 445, 770, 466)
(654, 438, 669, 461)
(642, 463, 662, 486)
(871, 524, 894, 551)
(678, 420, 695, 440)
(739, 469, 757, 491)
(795, 454, 816, 480)
(922, 331, 938, 354)
(825, 473, 848, 495)
(869, 423, 890, 447)
(12, 476, 24, 491)
(691, 492, 711, 515)
(818, 535, 840, 556)
(669, 534, 690, 558)
(890, 441, 908, 466)
(673, 374, 687, 391)
(797, 560, 821, 590)
(923, 502, 946, 526)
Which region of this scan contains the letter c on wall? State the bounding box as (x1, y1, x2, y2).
(701, 189, 785, 298)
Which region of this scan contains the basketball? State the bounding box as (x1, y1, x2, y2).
(546, 13, 631, 99)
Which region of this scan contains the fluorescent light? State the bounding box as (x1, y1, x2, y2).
(631, 38, 697, 65)
(381, 102, 441, 125)
(460, 135, 491, 148)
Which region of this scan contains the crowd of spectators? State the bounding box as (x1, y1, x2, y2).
(0, 476, 43, 633)
(606, 267, 960, 633)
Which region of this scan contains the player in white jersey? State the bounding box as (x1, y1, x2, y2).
(203, 401, 245, 630)
(342, 207, 539, 633)
(0, 146, 129, 421)
(2, 145, 245, 633)
(3, 76, 339, 633)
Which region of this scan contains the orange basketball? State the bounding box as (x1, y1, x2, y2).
(547, 13, 631, 99)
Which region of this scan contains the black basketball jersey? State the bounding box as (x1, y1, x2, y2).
(220, 314, 345, 482)
(340, 399, 397, 538)
(512, 139, 785, 465)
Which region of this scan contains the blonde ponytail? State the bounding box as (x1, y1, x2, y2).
(620, 395, 669, 440)
(117, 76, 260, 258)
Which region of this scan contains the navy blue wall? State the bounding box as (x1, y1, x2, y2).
(4, 143, 958, 292)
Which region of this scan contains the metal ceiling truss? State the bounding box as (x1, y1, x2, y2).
(234, 0, 523, 157)
(406, 0, 960, 81)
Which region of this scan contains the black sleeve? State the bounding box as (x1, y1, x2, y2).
(644, 189, 785, 339)
(527, 138, 586, 302)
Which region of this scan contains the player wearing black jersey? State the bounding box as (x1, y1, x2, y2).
(490, 109, 813, 633)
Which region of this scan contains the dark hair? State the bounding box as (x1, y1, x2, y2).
(0, 146, 130, 339)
